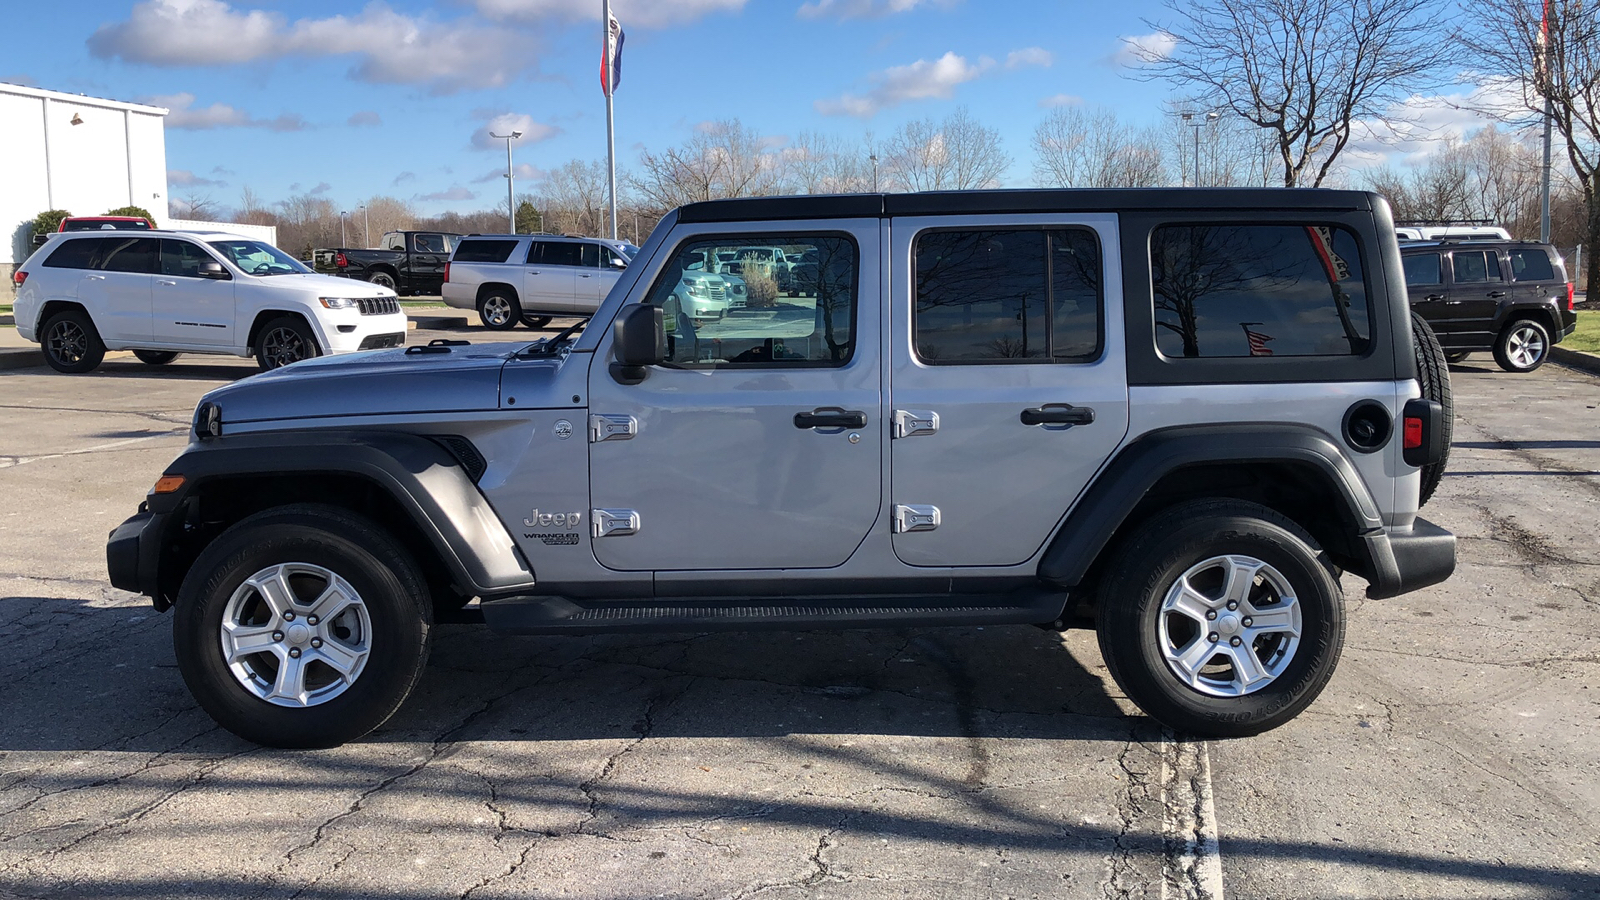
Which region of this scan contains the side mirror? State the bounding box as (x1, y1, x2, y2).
(610, 303, 666, 384)
(197, 260, 230, 280)
(610, 257, 628, 269)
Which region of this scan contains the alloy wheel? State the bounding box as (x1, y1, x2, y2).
(219, 562, 373, 707)
(482, 297, 512, 327)
(261, 327, 308, 369)
(1156, 554, 1303, 697)
(1506, 325, 1546, 369)
(46, 320, 88, 365)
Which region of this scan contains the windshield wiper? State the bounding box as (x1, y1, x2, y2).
(519, 318, 590, 357)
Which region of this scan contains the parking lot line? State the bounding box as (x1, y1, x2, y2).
(1162, 736, 1224, 900)
(0, 430, 185, 469)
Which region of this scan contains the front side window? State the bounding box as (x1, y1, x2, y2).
(97, 237, 159, 274)
(414, 233, 445, 253)
(580, 242, 600, 268)
(160, 239, 221, 278)
(914, 228, 1103, 363)
(644, 234, 856, 367)
(1509, 248, 1556, 282)
(1451, 250, 1502, 284)
(1403, 253, 1442, 286)
(209, 240, 311, 276)
(1151, 224, 1371, 358)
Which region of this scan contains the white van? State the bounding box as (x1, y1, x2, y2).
(1395, 224, 1512, 241)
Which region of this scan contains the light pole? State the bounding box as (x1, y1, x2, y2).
(339, 210, 347, 247)
(870, 154, 880, 192)
(359, 204, 369, 247)
(1181, 111, 1219, 187)
(491, 129, 522, 233)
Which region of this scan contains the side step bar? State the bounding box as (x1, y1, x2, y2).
(479, 588, 1067, 635)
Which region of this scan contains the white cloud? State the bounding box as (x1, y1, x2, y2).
(470, 113, 561, 150)
(472, 163, 548, 183)
(471, 0, 747, 29)
(168, 168, 227, 187)
(308, 182, 333, 195)
(1342, 81, 1528, 169)
(797, 0, 954, 20)
(1005, 47, 1051, 69)
(1114, 31, 1177, 68)
(815, 51, 993, 117)
(1039, 93, 1082, 108)
(417, 186, 477, 202)
(347, 110, 381, 127)
(145, 92, 309, 131)
(392, 171, 417, 186)
(89, 0, 533, 94)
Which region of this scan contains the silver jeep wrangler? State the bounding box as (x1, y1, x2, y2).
(107, 189, 1456, 748)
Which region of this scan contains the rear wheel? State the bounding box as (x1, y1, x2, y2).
(1493, 318, 1550, 372)
(173, 504, 432, 748)
(1097, 499, 1345, 738)
(367, 271, 397, 292)
(1443, 350, 1471, 364)
(255, 316, 320, 370)
(1412, 312, 1452, 505)
(477, 291, 520, 331)
(133, 350, 180, 365)
(41, 309, 106, 374)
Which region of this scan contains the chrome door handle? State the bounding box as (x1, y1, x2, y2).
(527, 270, 541, 275)
(85, 274, 106, 281)
(1423, 294, 1445, 302)
(156, 279, 177, 285)
(1021, 404, 1095, 426)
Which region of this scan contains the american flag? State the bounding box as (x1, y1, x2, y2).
(1241, 323, 1274, 356)
(600, 11, 625, 96)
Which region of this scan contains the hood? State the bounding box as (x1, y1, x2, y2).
(248, 272, 396, 298)
(203, 342, 532, 424)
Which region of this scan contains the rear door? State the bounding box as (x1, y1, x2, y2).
(887, 216, 1129, 566)
(79, 237, 156, 343)
(1446, 248, 1507, 345)
(152, 239, 235, 347)
(408, 233, 450, 294)
(522, 241, 578, 312)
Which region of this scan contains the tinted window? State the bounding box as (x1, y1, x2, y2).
(414, 233, 445, 253)
(1151, 224, 1371, 358)
(541, 242, 584, 267)
(914, 229, 1102, 363)
(580, 242, 600, 268)
(61, 219, 149, 232)
(43, 238, 100, 270)
(645, 234, 856, 367)
(453, 239, 518, 263)
(97, 237, 159, 274)
(160, 240, 218, 277)
(1403, 253, 1442, 286)
(1509, 248, 1556, 282)
(1451, 250, 1502, 283)
(599, 246, 619, 267)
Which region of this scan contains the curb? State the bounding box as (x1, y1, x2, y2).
(0, 315, 13, 326)
(1551, 346, 1600, 376)
(411, 314, 471, 329)
(0, 348, 42, 371)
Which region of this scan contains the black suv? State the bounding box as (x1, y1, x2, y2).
(1400, 239, 1576, 372)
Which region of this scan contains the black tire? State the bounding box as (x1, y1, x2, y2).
(1411, 312, 1452, 506)
(255, 315, 320, 371)
(1493, 317, 1551, 373)
(367, 271, 398, 292)
(1096, 499, 1345, 738)
(521, 314, 552, 329)
(1443, 350, 1471, 364)
(133, 350, 181, 365)
(172, 504, 433, 749)
(477, 291, 521, 331)
(40, 308, 106, 374)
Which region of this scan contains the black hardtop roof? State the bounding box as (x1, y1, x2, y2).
(676, 187, 1378, 223)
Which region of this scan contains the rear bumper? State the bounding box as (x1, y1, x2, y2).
(1364, 517, 1456, 600)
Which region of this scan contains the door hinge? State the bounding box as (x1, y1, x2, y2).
(892, 504, 941, 533)
(590, 414, 638, 442)
(592, 508, 641, 538)
(893, 409, 939, 439)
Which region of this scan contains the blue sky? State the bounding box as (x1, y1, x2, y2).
(3, 0, 1485, 216)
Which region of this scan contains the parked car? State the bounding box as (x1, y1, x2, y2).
(1400, 239, 1576, 371)
(312, 231, 463, 296)
(13, 229, 406, 373)
(442, 234, 634, 330)
(1395, 222, 1513, 242)
(106, 188, 1455, 749)
(32, 215, 157, 247)
(714, 245, 794, 292)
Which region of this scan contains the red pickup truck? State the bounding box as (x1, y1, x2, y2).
(32, 215, 157, 247)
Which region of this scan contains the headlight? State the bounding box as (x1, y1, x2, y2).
(685, 282, 706, 297)
(319, 297, 356, 309)
(730, 283, 746, 294)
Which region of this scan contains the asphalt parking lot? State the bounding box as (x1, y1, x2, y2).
(1, 324, 1597, 900)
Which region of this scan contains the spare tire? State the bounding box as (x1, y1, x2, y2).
(1412, 312, 1452, 505)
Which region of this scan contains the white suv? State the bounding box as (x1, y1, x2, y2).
(442, 234, 635, 330)
(13, 230, 408, 373)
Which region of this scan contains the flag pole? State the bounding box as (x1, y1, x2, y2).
(603, 0, 618, 240)
(1539, 0, 1553, 243)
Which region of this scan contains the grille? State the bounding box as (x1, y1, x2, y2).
(357, 297, 400, 316)
(705, 282, 726, 301)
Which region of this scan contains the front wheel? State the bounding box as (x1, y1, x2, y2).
(133, 350, 181, 365)
(521, 314, 552, 329)
(1494, 318, 1550, 372)
(255, 316, 320, 370)
(1443, 350, 1471, 364)
(173, 504, 432, 748)
(1096, 499, 1344, 738)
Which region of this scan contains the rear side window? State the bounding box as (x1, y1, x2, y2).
(42, 238, 100, 270)
(453, 240, 518, 263)
(1508, 248, 1556, 282)
(914, 228, 1103, 363)
(1150, 224, 1371, 358)
(539, 242, 584, 267)
(97, 237, 159, 274)
(1403, 253, 1442, 286)
(1451, 250, 1503, 283)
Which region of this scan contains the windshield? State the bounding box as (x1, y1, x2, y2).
(209, 240, 312, 276)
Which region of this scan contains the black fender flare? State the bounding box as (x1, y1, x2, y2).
(138, 430, 534, 601)
(1037, 423, 1396, 591)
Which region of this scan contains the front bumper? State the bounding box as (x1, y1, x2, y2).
(1363, 517, 1456, 600)
(107, 505, 166, 606)
(324, 312, 409, 353)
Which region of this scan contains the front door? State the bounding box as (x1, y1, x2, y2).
(1445, 248, 1507, 345)
(585, 225, 881, 572)
(523, 240, 578, 312)
(153, 239, 235, 346)
(887, 216, 1129, 567)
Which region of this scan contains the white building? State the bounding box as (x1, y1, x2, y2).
(1, 83, 171, 291)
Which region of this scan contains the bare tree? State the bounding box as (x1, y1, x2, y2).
(173, 193, 218, 221)
(1138, 0, 1455, 187)
(885, 107, 1010, 191)
(1033, 106, 1166, 187)
(538, 160, 610, 235)
(1364, 125, 1546, 237)
(631, 119, 787, 212)
(360, 195, 418, 244)
(1461, 0, 1600, 291)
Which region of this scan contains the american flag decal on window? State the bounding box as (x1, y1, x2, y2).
(1241, 322, 1274, 356)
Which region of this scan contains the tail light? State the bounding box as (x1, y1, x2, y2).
(1403, 416, 1424, 450)
(1568, 282, 1576, 312)
(11, 270, 26, 286)
(443, 262, 451, 283)
(335, 251, 349, 268)
(1402, 397, 1444, 467)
